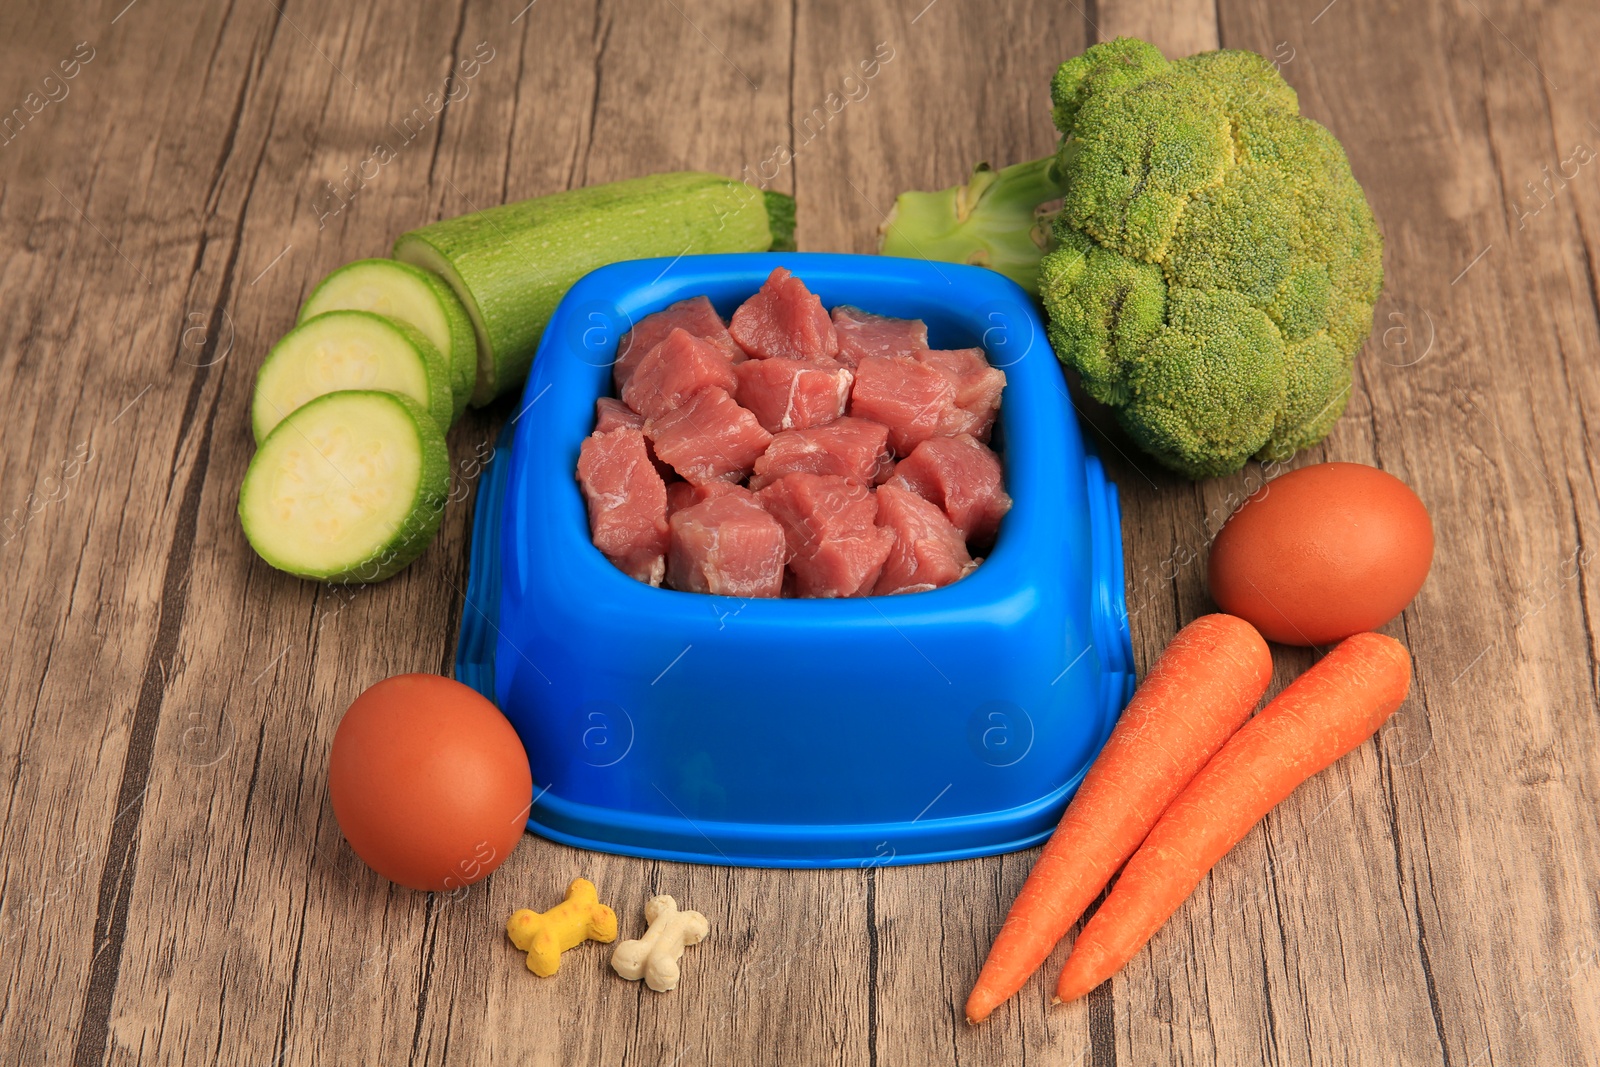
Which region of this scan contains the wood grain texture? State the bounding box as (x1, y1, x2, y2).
(0, 0, 1596, 1065)
(1094, 0, 1219, 55)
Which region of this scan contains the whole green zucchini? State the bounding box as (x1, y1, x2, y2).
(394, 173, 796, 406)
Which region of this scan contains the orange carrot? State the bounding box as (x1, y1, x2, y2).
(1055, 631, 1412, 1004)
(964, 614, 1272, 1023)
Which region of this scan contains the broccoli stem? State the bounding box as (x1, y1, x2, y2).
(877, 156, 1067, 293)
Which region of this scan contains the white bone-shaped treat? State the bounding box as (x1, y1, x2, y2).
(611, 894, 709, 992)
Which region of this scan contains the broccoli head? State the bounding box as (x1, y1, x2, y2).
(880, 37, 1384, 479)
(1039, 38, 1383, 477)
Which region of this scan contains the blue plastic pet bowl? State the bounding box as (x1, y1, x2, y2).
(456, 253, 1133, 868)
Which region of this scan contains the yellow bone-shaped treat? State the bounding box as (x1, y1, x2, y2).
(611, 894, 709, 992)
(506, 877, 618, 977)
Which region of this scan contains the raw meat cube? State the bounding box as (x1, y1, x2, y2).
(645, 387, 772, 485)
(667, 485, 787, 598)
(613, 295, 744, 390)
(848, 354, 960, 455)
(831, 306, 929, 368)
(734, 357, 854, 433)
(594, 396, 645, 433)
(887, 434, 1012, 551)
(756, 473, 894, 598)
(916, 348, 1006, 441)
(576, 428, 670, 585)
(728, 267, 840, 361)
(622, 328, 741, 420)
(873, 483, 976, 595)
(749, 417, 893, 490)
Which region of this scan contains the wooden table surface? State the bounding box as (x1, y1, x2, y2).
(3, 0, 1598, 1064)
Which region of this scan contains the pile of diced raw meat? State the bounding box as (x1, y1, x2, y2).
(575, 268, 1011, 598)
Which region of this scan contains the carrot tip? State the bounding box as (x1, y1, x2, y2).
(1057, 969, 1100, 1005)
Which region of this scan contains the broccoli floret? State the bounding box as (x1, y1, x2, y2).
(881, 37, 1384, 479)
(1042, 40, 1383, 476)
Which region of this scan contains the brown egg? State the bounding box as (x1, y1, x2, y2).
(329, 674, 531, 892)
(1207, 463, 1433, 646)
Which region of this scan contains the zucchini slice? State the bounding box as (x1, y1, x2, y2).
(299, 258, 476, 421)
(252, 310, 453, 444)
(238, 390, 449, 583)
(394, 171, 796, 407)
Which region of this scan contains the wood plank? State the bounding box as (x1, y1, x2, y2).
(0, 1, 281, 1063)
(789, 0, 1086, 256)
(0, 0, 1596, 1063)
(1094, 0, 1219, 54)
